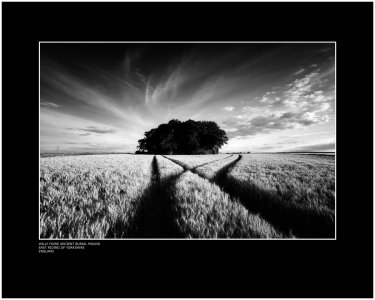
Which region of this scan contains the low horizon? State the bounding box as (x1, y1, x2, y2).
(40, 149, 336, 154)
(40, 43, 335, 153)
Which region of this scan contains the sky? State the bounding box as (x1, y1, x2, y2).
(40, 43, 335, 153)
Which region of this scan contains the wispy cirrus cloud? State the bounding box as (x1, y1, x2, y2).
(293, 68, 305, 75)
(40, 102, 60, 108)
(41, 43, 335, 153)
(66, 126, 117, 134)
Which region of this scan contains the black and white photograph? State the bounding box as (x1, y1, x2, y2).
(40, 42, 336, 239)
(3, 2, 373, 298)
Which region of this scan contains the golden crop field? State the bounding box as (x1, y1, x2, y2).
(40, 153, 335, 239)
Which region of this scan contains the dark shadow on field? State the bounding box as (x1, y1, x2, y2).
(211, 157, 335, 238)
(125, 156, 184, 238)
(192, 154, 233, 171)
(163, 154, 335, 238)
(163, 156, 190, 171)
(210, 154, 242, 182)
(162, 155, 235, 183)
(163, 155, 233, 171)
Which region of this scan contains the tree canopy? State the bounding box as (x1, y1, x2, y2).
(136, 119, 229, 155)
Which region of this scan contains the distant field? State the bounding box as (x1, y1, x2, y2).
(163, 154, 232, 170)
(40, 153, 335, 238)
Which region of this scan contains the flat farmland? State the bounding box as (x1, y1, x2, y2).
(40, 153, 335, 239)
(40, 154, 153, 238)
(225, 154, 335, 237)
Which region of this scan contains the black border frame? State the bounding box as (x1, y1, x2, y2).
(2, 2, 373, 298)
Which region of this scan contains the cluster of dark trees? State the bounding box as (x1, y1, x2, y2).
(136, 119, 229, 155)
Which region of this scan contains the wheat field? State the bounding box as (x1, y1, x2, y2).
(40, 153, 335, 239)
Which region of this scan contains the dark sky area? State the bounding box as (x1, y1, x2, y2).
(40, 42, 335, 153)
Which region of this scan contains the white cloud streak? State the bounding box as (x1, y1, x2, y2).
(223, 106, 234, 111)
(40, 102, 60, 108)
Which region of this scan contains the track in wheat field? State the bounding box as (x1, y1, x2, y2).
(127, 156, 182, 238)
(40, 153, 335, 239)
